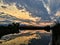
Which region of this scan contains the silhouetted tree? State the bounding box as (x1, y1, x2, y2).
(44, 25, 50, 32)
(0, 22, 20, 38)
(52, 22, 60, 45)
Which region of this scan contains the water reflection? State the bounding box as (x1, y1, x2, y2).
(0, 29, 52, 45)
(20, 30, 52, 45)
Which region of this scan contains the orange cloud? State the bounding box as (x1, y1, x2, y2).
(55, 11, 60, 16)
(0, 3, 40, 22)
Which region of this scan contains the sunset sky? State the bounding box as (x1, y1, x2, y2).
(0, 0, 60, 25)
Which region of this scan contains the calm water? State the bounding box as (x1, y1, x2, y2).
(20, 30, 52, 45)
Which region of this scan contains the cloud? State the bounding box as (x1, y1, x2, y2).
(0, 3, 30, 19)
(42, 0, 51, 14)
(0, 2, 41, 25)
(1, 0, 60, 25)
(55, 11, 60, 16)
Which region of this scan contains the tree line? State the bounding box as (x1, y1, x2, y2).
(0, 22, 60, 45)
